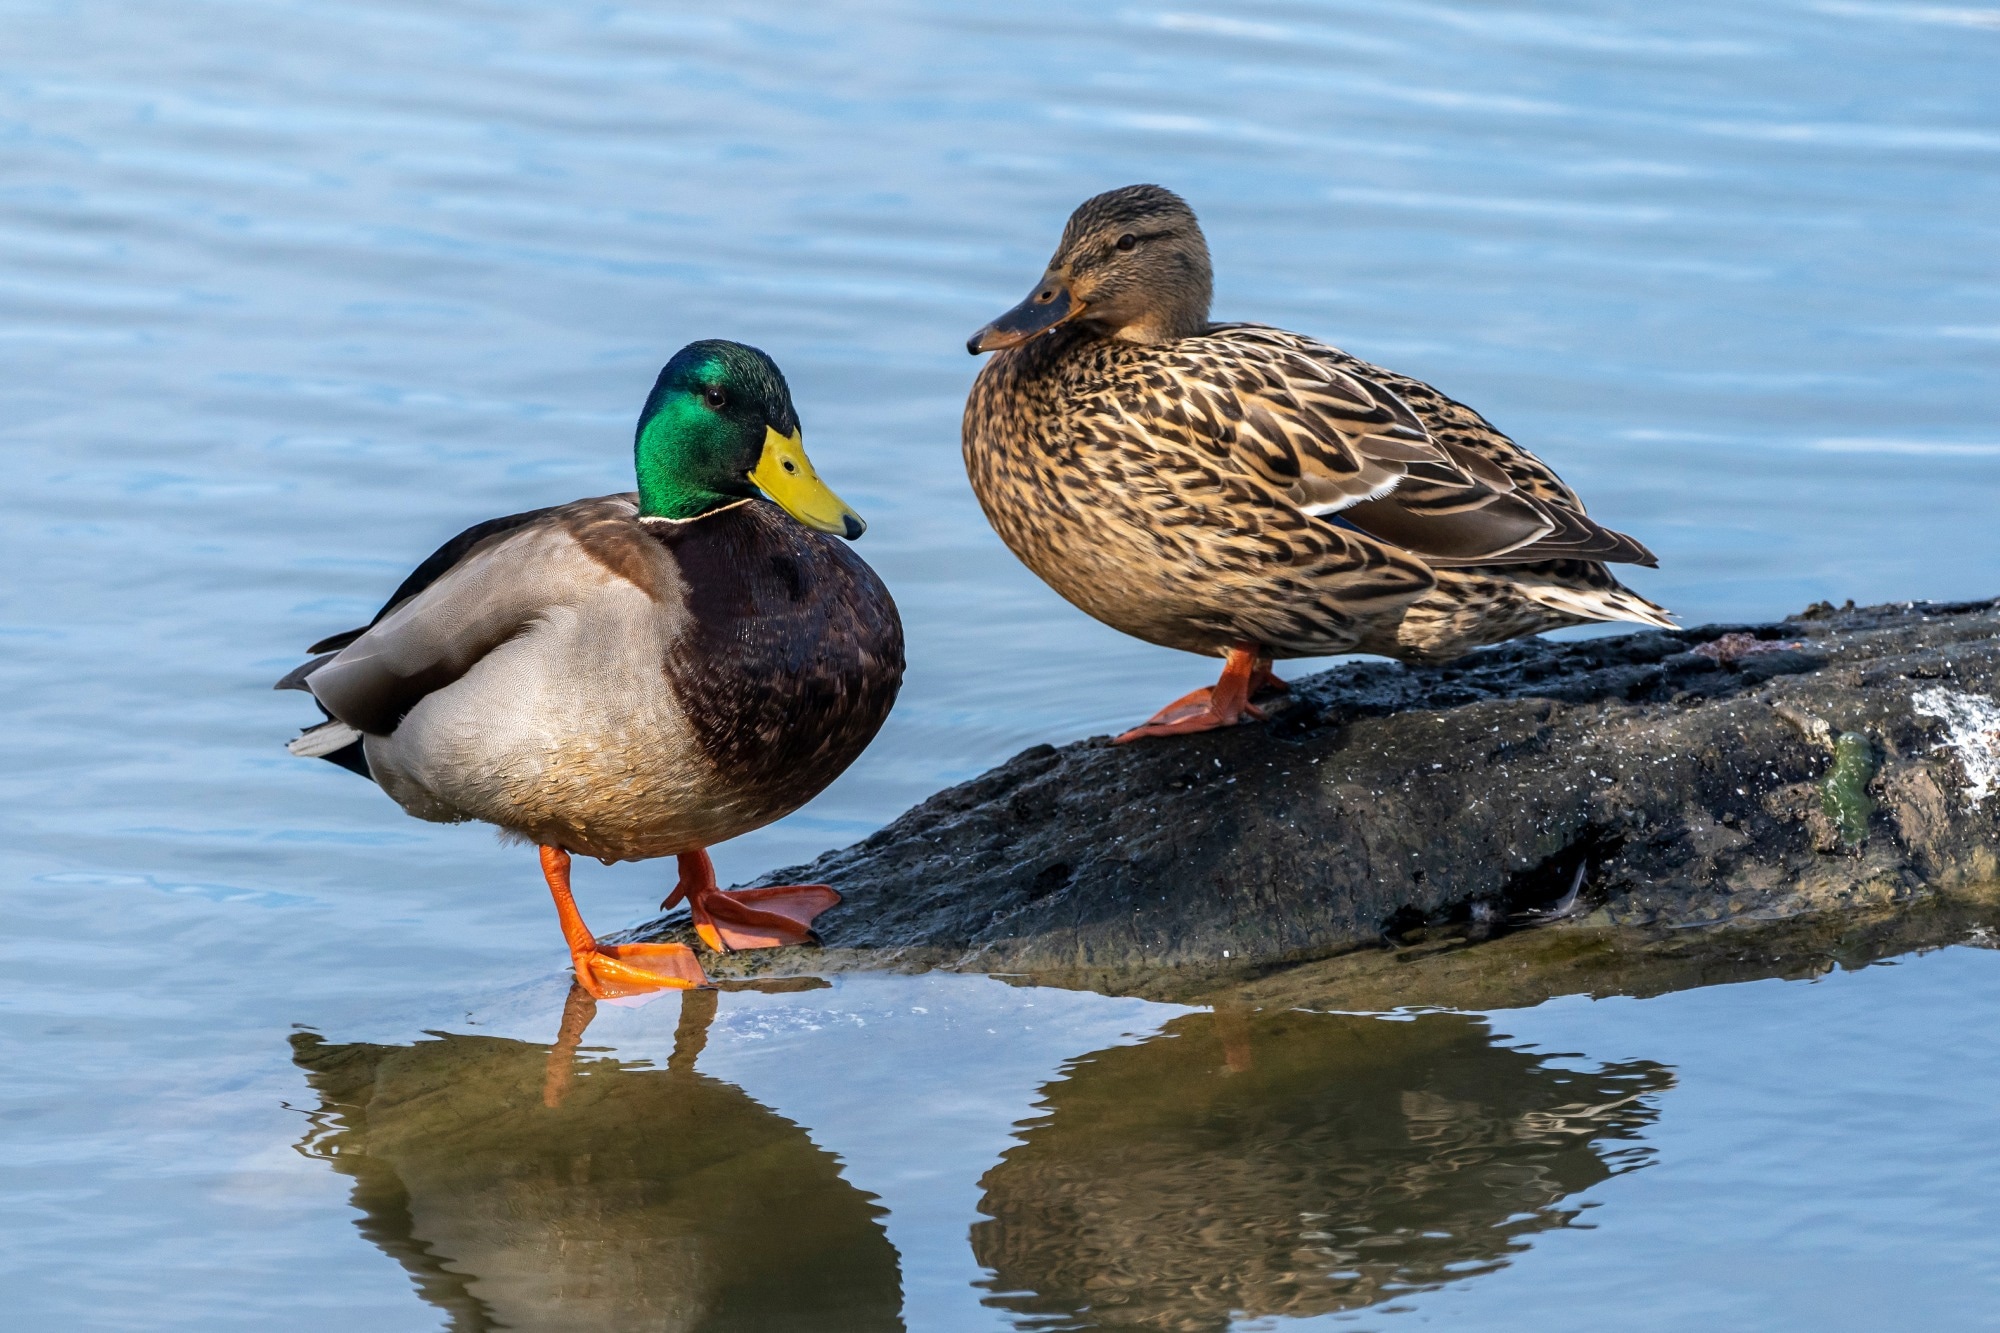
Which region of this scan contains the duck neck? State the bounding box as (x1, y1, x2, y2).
(1095, 255, 1213, 345)
(1113, 303, 1209, 344)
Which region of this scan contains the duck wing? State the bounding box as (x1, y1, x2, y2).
(1324, 346, 1659, 569)
(299, 504, 562, 657)
(278, 495, 653, 737)
(1110, 324, 1456, 517)
(1152, 326, 1655, 570)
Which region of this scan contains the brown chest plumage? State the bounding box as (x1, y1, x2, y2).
(650, 501, 904, 823)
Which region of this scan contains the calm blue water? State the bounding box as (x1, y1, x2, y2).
(3, 1, 1998, 1328)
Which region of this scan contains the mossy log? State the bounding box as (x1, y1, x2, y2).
(637, 598, 2000, 990)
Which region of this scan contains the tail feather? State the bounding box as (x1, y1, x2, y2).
(1517, 579, 1677, 630)
(287, 718, 371, 779)
(288, 719, 362, 758)
(280, 651, 372, 779)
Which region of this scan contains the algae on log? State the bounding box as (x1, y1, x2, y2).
(1821, 730, 1880, 850)
(633, 597, 2000, 985)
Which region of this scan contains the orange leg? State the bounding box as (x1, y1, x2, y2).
(541, 846, 708, 999)
(1115, 643, 1287, 744)
(659, 849, 842, 953)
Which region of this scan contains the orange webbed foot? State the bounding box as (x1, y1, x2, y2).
(540, 845, 710, 999)
(579, 941, 709, 997)
(1114, 685, 1268, 742)
(1115, 643, 1281, 744)
(661, 850, 841, 952)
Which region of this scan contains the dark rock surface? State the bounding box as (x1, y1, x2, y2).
(635, 597, 2000, 988)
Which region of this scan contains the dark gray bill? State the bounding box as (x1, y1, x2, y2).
(966, 283, 1075, 354)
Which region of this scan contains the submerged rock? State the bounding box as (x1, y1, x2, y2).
(636, 597, 2000, 987)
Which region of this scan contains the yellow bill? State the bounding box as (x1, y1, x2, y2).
(750, 427, 866, 540)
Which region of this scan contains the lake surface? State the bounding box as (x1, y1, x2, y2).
(3, 0, 1998, 1328)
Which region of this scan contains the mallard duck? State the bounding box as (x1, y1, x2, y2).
(278, 340, 903, 995)
(965, 184, 1672, 741)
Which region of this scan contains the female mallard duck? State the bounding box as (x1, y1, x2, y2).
(965, 184, 1672, 742)
(278, 340, 903, 996)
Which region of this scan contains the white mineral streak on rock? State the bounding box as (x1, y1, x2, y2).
(1912, 687, 2000, 809)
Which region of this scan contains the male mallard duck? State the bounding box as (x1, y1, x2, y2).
(278, 340, 903, 995)
(965, 184, 1672, 741)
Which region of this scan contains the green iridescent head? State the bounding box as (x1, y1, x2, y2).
(634, 340, 863, 538)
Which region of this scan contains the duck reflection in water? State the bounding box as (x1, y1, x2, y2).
(974, 1006, 1671, 1331)
(290, 988, 904, 1333)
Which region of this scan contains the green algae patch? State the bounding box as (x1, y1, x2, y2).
(1821, 730, 1879, 849)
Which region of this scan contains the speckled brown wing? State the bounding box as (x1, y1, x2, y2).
(1119, 325, 1653, 570)
(1310, 342, 1660, 569)
(1090, 324, 1471, 519)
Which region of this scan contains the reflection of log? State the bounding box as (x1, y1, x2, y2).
(650, 599, 2000, 986)
(972, 1008, 1671, 1332)
(1212, 892, 2000, 1014)
(290, 993, 903, 1333)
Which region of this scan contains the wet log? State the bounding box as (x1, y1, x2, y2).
(641, 597, 2000, 988)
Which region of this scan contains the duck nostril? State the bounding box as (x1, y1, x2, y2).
(1037, 290, 1054, 303)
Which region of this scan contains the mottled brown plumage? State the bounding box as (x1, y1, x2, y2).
(964, 186, 1671, 721)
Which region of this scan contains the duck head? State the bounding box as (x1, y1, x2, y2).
(635, 339, 865, 538)
(968, 184, 1213, 354)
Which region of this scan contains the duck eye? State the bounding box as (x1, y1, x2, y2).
(703, 385, 727, 409)
(1115, 233, 1138, 252)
